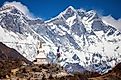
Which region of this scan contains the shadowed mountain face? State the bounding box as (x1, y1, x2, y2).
(0, 42, 31, 64)
(0, 42, 31, 78)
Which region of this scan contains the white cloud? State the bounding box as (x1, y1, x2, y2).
(4, 1, 35, 19)
(102, 15, 121, 31)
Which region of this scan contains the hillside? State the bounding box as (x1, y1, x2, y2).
(89, 63, 121, 80)
(0, 42, 31, 78)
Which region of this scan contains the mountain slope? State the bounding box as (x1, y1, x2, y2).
(30, 6, 121, 74)
(0, 5, 45, 61)
(0, 42, 31, 78)
(0, 42, 31, 63)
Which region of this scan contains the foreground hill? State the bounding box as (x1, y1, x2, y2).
(0, 42, 31, 78)
(15, 63, 121, 80)
(7, 63, 100, 80)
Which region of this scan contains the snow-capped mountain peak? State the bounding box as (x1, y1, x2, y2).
(0, 4, 45, 61)
(63, 6, 77, 14)
(0, 5, 23, 15)
(0, 5, 15, 11)
(34, 6, 121, 74)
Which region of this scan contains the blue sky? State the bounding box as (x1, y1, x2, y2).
(0, 0, 121, 20)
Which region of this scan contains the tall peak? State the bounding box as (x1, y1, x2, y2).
(64, 6, 76, 14)
(0, 5, 16, 11)
(57, 6, 77, 19)
(0, 4, 25, 17)
(66, 6, 75, 11)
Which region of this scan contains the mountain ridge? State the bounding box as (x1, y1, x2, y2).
(32, 6, 121, 74)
